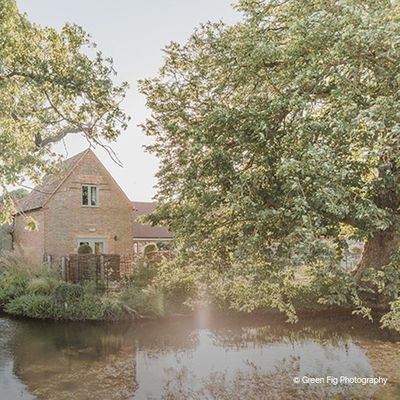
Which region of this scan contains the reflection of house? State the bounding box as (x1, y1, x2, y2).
(132, 202, 173, 254)
(13, 149, 133, 264)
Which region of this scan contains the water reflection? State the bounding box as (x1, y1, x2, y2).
(0, 313, 399, 399)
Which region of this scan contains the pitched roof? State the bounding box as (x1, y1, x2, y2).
(16, 150, 89, 213)
(132, 201, 173, 240)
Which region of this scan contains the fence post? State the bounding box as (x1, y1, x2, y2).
(61, 257, 66, 281)
(46, 255, 52, 272)
(100, 255, 105, 281)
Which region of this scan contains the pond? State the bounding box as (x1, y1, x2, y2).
(0, 312, 399, 399)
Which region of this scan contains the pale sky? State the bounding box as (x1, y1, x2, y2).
(16, 0, 241, 201)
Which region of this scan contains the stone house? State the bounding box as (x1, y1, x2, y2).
(13, 149, 133, 265)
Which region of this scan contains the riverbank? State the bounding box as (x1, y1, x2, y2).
(0, 255, 398, 330)
(0, 259, 170, 322)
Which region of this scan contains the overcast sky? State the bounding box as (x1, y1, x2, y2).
(16, 0, 240, 201)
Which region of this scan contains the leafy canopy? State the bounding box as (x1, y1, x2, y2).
(0, 0, 128, 220)
(140, 0, 400, 270)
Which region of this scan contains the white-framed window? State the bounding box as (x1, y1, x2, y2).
(81, 185, 98, 207)
(77, 238, 108, 254)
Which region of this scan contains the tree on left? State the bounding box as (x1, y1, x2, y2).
(0, 0, 129, 223)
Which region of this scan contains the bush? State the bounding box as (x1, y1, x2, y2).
(0, 268, 30, 305)
(101, 296, 123, 320)
(143, 242, 158, 257)
(381, 299, 400, 332)
(5, 294, 54, 319)
(119, 285, 164, 318)
(0, 251, 38, 275)
(27, 277, 53, 295)
(153, 260, 197, 305)
(122, 258, 158, 289)
(78, 244, 92, 254)
(52, 282, 84, 304)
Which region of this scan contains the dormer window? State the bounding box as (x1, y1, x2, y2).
(82, 185, 98, 207)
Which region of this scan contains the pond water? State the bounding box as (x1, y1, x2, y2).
(0, 312, 399, 399)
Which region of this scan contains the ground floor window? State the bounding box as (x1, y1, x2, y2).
(77, 238, 108, 254)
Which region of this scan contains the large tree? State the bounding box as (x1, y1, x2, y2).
(140, 0, 400, 285)
(0, 0, 128, 221)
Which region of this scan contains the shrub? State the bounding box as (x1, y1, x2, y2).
(157, 241, 173, 251)
(122, 258, 158, 289)
(5, 294, 54, 319)
(82, 280, 106, 296)
(119, 285, 164, 317)
(78, 244, 92, 254)
(52, 282, 84, 304)
(101, 296, 123, 321)
(27, 277, 53, 295)
(143, 242, 158, 257)
(0, 268, 30, 305)
(381, 299, 400, 333)
(153, 259, 197, 305)
(0, 251, 38, 275)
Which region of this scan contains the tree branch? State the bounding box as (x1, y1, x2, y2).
(35, 126, 84, 148)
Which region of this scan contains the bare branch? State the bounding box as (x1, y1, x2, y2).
(35, 126, 83, 148)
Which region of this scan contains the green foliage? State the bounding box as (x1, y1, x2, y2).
(157, 241, 173, 251)
(5, 294, 54, 319)
(143, 242, 158, 257)
(27, 277, 53, 295)
(153, 259, 198, 306)
(119, 286, 164, 318)
(139, 0, 400, 317)
(0, 257, 164, 321)
(381, 299, 400, 332)
(121, 257, 158, 288)
(308, 264, 372, 319)
(52, 282, 84, 304)
(0, 0, 128, 223)
(78, 244, 93, 254)
(0, 268, 29, 305)
(0, 225, 12, 252)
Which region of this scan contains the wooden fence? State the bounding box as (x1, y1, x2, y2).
(50, 251, 175, 284)
(59, 254, 120, 284)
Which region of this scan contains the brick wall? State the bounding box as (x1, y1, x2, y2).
(44, 151, 133, 260)
(13, 210, 45, 265)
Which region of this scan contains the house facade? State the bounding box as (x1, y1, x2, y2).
(13, 149, 133, 264)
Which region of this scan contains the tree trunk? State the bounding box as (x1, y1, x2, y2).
(352, 225, 400, 309)
(353, 226, 400, 281)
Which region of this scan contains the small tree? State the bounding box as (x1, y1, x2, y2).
(143, 243, 158, 258)
(78, 244, 93, 255)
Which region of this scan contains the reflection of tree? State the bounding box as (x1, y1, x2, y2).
(133, 318, 199, 354)
(354, 338, 400, 400)
(11, 320, 138, 400)
(208, 314, 400, 349)
(0, 317, 18, 370)
(5, 313, 400, 400)
(162, 358, 374, 400)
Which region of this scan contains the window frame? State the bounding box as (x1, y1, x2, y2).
(77, 238, 108, 254)
(81, 184, 99, 207)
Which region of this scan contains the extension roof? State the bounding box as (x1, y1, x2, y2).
(132, 201, 173, 240)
